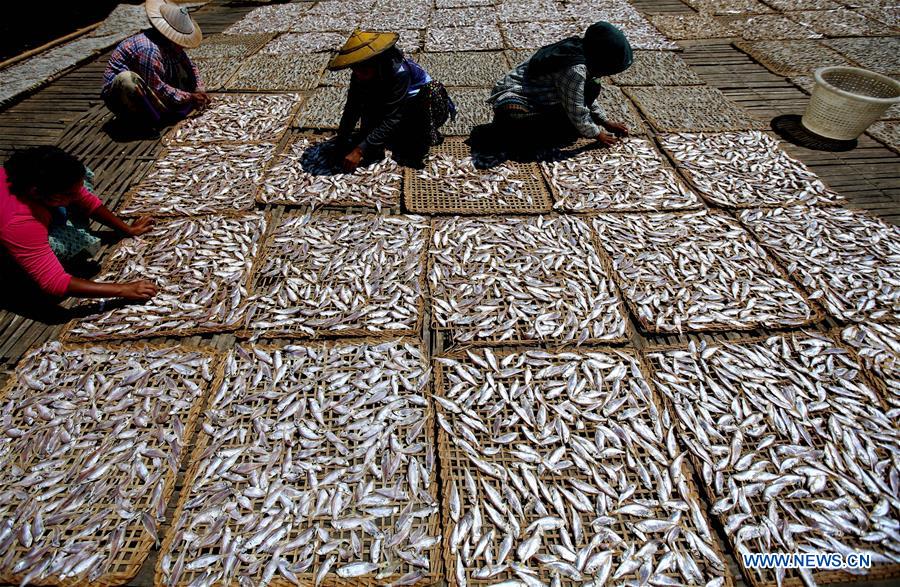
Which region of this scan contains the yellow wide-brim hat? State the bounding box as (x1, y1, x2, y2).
(146, 0, 203, 48)
(327, 30, 399, 71)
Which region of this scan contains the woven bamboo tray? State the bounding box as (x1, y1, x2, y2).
(0, 341, 221, 587)
(62, 212, 270, 342)
(434, 346, 733, 587)
(430, 6, 499, 27)
(293, 86, 345, 129)
(599, 85, 648, 135)
(610, 51, 705, 86)
(187, 32, 275, 60)
(868, 120, 900, 155)
(224, 53, 329, 92)
(734, 40, 850, 77)
(414, 51, 509, 88)
(442, 87, 493, 136)
(428, 215, 632, 348)
(241, 211, 428, 340)
(682, 0, 774, 14)
(786, 8, 895, 37)
(591, 210, 824, 334)
(165, 93, 303, 145)
(192, 57, 242, 91)
(404, 138, 552, 214)
(721, 14, 822, 41)
(836, 323, 900, 411)
(642, 334, 900, 587)
(156, 338, 442, 587)
(425, 24, 504, 52)
(648, 13, 737, 40)
(624, 86, 767, 132)
(822, 37, 900, 76)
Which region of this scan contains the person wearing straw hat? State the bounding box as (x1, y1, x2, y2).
(101, 0, 209, 128)
(483, 21, 633, 155)
(328, 30, 456, 171)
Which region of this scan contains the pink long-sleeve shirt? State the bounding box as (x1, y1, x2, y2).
(0, 168, 102, 296)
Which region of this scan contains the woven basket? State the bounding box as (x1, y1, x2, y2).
(802, 66, 900, 141)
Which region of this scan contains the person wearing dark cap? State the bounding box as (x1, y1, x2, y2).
(101, 0, 209, 127)
(487, 21, 633, 152)
(327, 30, 456, 170)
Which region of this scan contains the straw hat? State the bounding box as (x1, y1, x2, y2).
(327, 30, 399, 71)
(146, 0, 203, 48)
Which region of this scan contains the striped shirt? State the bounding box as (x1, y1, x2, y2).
(102, 31, 202, 110)
(489, 60, 607, 138)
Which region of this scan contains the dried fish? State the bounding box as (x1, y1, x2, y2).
(0, 341, 215, 586)
(289, 12, 364, 32)
(429, 216, 628, 345)
(497, 0, 566, 22)
(739, 206, 900, 322)
(625, 86, 766, 132)
(593, 210, 815, 333)
(442, 88, 493, 136)
(658, 131, 843, 208)
(187, 33, 273, 60)
(67, 213, 267, 340)
(857, 5, 899, 28)
(260, 32, 347, 54)
(294, 86, 346, 129)
(542, 138, 702, 212)
(721, 14, 821, 40)
(226, 53, 329, 92)
(120, 143, 277, 216)
(501, 21, 583, 49)
(416, 152, 537, 207)
(682, 0, 773, 15)
(246, 213, 427, 337)
(191, 58, 242, 92)
(425, 25, 503, 52)
(788, 8, 894, 37)
(223, 4, 311, 35)
(648, 14, 737, 41)
(258, 135, 401, 208)
(167, 93, 301, 144)
(842, 323, 900, 412)
(868, 120, 900, 155)
(436, 0, 493, 7)
(610, 51, 704, 86)
(368, 0, 432, 29)
(415, 52, 509, 88)
(436, 348, 728, 587)
(158, 339, 439, 587)
(734, 40, 850, 77)
(647, 333, 900, 586)
(595, 85, 647, 135)
(822, 37, 900, 76)
(430, 7, 499, 27)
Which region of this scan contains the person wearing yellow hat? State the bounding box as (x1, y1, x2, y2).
(101, 0, 209, 128)
(328, 30, 456, 171)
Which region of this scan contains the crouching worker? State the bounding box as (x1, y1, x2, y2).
(1, 147, 157, 301)
(101, 0, 209, 128)
(487, 21, 634, 154)
(327, 30, 456, 170)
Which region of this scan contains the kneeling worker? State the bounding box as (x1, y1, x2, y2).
(488, 21, 634, 152)
(327, 30, 456, 170)
(102, 0, 209, 127)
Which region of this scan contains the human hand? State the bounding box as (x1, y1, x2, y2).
(596, 131, 620, 147)
(192, 92, 211, 109)
(128, 216, 155, 237)
(604, 120, 629, 137)
(342, 146, 364, 173)
(118, 280, 158, 301)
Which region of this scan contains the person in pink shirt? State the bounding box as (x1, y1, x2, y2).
(1, 147, 158, 300)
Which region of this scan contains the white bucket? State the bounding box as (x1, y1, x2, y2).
(802, 66, 900, 141)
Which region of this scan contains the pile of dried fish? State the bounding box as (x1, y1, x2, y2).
(430, 7, 499, 27)
(436, 0, 493, 7)
(842, 323, 900, 412)
(168, 94, 300, 144)
(294, 86, 346, 129)
(647, 14, 737, 40)
(435, 348, 728, 587)
(415, 52, 509, 87)
(763, 0, 836, 9)
(223, 4, 310, 35)
(868, 120, 900, 154)
(611, 51, 704, 86)
(682, 0, 773, 15)
(739, 206, 900, 322)
(289, 13, 363, 33)
(120, 143, 277, 216)
(260, 32, 346, 54)
(857, 5, 899, 28)
(258, 136, 401, 208)
(368, 5, 431, 29)
(0, 341, 215, 586)
(188, 34, 273, 60)
(191, 58, 242, 92)
(788, 8, 893, 37)
(415, 153, 538, 208)
(734, 40, 849, 76)
(67, 213, 266, 340)
(721, 14, 821, 40)
(595, 86, 646, 135)
(501, 21, 583, 49)
(425, 25, 503, 52)
(429, 216, 628, 345)
(442, 88, 493, 136)
(497, 0, 566, 22)
(158, 340, 439, 587)
(246, 214, 427, 337)
(647, 334, 900, 586)
(823, 37, 900, 76)
(625, 86, 765, 132)
(226, 54, 328, 91)
(612, 18, 679, 51)
(593, 211, 815, 333)
(541, 138, 701, 212)
(658, 131, 842, 208)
